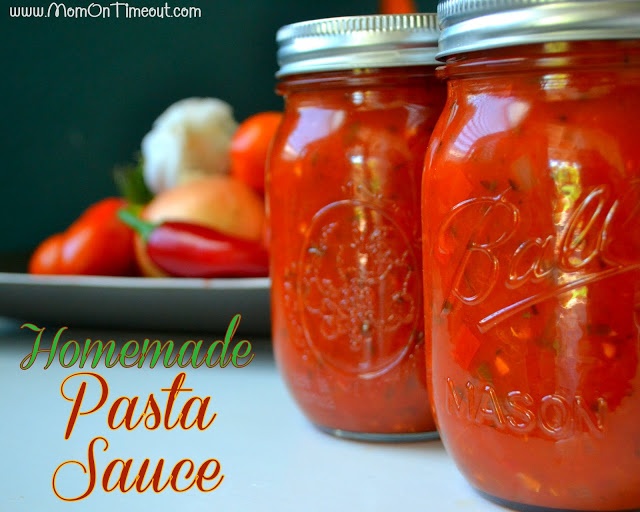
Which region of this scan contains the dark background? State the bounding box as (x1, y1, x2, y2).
(2, 0, 437, 255)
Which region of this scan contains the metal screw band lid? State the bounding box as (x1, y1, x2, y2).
(437, 0, 640, 59)
(276, 14, 440, 77)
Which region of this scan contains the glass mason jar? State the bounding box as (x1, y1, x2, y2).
(423, 0, 640, 509)
(267, 14, 446, 441)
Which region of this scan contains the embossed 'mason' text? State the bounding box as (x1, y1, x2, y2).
(446, 378, 607, 440)
(438, 182, 640, 332)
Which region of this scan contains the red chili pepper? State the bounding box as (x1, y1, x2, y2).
(118, 209, 269, 278)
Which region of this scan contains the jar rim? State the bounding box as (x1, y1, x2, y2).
(437, 0, 640, 59)
(276, 13, 440, 77)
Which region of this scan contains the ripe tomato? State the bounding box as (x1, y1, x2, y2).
(28, 233, 65, 274)
(230, 111, 283, 196)
(29, 197, 138, 276)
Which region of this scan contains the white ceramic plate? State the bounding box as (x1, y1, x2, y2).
(0, 272, 271, 335)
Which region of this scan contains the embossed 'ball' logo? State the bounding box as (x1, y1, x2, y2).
(297, 200, 419, 377)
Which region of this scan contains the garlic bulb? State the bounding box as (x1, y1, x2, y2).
(141, 97, 238, 194)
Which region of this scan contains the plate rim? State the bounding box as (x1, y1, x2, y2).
(0, 272, 271, 291)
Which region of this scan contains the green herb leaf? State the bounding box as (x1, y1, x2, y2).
(441, 299, 453, 315)
(587, 324, 612, 336)
(477, 362, 493, 382)
(113, 155, 154, 205)
(480, 179, 498, 192)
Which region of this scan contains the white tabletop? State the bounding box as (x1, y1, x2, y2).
(0, 317, 509, 512)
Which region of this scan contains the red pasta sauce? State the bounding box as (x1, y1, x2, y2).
(268, 67, 446, 437)
(423, 41, 640, 510)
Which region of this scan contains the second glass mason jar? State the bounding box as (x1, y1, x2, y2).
(423, 0, 640, 510)
(267, 14, 446, 441)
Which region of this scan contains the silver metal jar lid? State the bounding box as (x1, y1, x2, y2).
(276, 14, 440, 77)
(437, 0, 640, 59)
